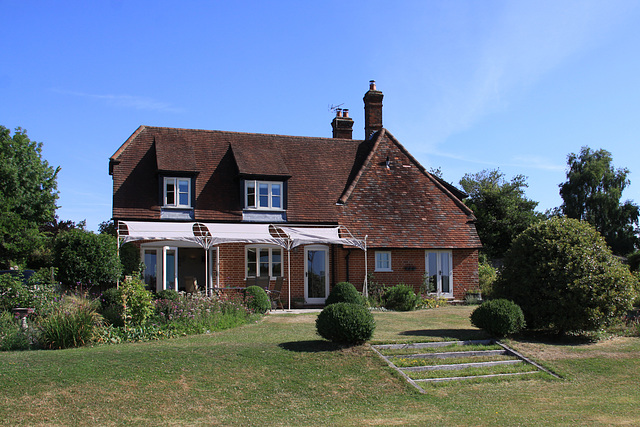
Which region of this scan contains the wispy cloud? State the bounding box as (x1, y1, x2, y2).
(429, 149, 564, 172)
(423, 0, 636, 147)
(53, 89, 184, 113)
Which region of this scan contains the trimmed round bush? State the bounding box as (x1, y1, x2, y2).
(325, 282, 364, 306)
(494, 217, 636, 334)
(316, 302, 375, 345)
(470, 299, 525, 337)
(383, 284, 419, 311)
(244, 286, 271, 314)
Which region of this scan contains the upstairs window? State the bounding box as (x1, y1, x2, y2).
(164, 177, 191, 208)
(245, 180, 283, 210)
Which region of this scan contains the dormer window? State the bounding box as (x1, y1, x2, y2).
(164, 177, 191, 208)
(245, 180, 283, 210)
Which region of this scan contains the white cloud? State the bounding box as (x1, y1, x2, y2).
(423, 0, 636, 147)
(52, 89, 184, 113)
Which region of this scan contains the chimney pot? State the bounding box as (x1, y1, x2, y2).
(336, 108, 342, 117)
(343, 109, 349, 118)
(369, 80, 376, 90)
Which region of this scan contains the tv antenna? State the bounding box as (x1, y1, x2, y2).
(328, 103, 344, 113)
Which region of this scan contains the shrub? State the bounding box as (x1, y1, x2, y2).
(156, 289, 180, 301)
(470, 299, 525, 337)
(478, 258, 497, 299)
(325, 282, 364, 306)
(420, 296, 449, 309)
(38, 294, 103, 349)
(99, 287, 123, 327)
(0, 270, 59, 316)
(0, 310, 32, 351)
(119, 277, 153, 327)
(316, 302, 375, 345)
(53, 229, 121, 289)
(384, 284, 419, 311)
(153, 293, 253, 335)
(494, 217, 636, 334)
(244, 286, 270, 314)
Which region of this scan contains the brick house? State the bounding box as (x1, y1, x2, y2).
(109, 81, 481, 307)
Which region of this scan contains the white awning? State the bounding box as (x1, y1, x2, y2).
(117, 221, 364, 250)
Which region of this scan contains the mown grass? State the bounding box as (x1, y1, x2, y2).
(378, 342, 503, 356)
(391, 354, 515, 367)
(0, 306, 639, 425)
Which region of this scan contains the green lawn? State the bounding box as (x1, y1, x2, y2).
(1, 306, 639, 426)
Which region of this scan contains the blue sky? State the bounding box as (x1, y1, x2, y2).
(2, 1, 640, 231)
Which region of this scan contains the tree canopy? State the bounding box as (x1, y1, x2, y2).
(559, 146, 639, 255)
(460, 169, 542, 259)
(0, 126, 59, 268)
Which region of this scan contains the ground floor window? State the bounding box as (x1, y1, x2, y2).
(246, 246, 282, 278)
(375, 251, 392, 271)
(425, 250, 453, 297)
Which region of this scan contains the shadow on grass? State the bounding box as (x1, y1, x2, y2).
(399, 329, 490, 341)
(278, 340, 344, 353)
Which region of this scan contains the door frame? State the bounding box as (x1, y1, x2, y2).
(304, 245, 329, 304)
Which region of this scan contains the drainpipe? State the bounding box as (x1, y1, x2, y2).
(345, 249, 352, 283)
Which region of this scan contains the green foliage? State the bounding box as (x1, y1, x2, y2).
(560, 146, 639, 255)
(0, 126, 59, 269)
(0, 270, 59, 316)
(316, 302, 375, 344)
(366, 273, 386, 307)
(460, 169, 542, 259)
(326, 282, 364, 306)
(244, 285, 271, 314)
(119, 243, 141, 279)
(419, 296, 449, 309)
(152, 293, 253, 335)
(470, 299, 525, 337)
(53, 229, 121, 288)
(494, 217, 636, 334)
(0, 310, 32, 351)
(99, 287, 123, 327)
(119, 277, 153, 327)
(155, 289, 180, 301)
(478, 258, 497, 299)
(383, 284, 419, 311)
(37, 294, 103, 349)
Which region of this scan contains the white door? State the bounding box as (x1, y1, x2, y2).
(425, 251, 453, 298)
(163, 246, 178, 291)
(305, 245, 329, 304)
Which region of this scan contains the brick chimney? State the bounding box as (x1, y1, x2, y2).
(364, 80, 383, 139)
(331, 108, 354, 139)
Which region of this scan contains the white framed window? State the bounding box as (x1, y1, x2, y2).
(246, 246, 283, 278)
(375, 251, 392, 272)
(164, 177, 191, 208)
(245, 180, 283, 210)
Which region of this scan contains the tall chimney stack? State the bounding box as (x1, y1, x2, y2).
(364, 80, 383, 139)
(331, 108, 354, 139)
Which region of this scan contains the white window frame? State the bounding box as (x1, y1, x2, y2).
(244, 180, 283, 210)
(245, 245, 283, 279)
(375, 251, 392, 272)
(163, 177, 191, 208)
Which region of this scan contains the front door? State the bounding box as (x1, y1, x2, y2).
(305, 245, 329, 304)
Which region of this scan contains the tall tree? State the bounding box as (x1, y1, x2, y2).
(460, 169, 542, 259)
(559, 146, 639, 255)
(0, 126, 59, 268)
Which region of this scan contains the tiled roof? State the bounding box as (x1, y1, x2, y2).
(110, 125, 481, 249)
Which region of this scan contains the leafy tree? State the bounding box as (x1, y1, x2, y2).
(494, 217, 635, 334)
(460, 169, 542, 259)
(0, 126, 59, 268)
(53, 229, 121, 288)
(559, 146, 639, 255)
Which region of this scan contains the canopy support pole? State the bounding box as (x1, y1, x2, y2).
(287, 244, 291, 310)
